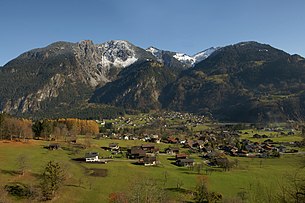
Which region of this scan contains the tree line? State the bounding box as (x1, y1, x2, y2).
(0, 113, 99, 141)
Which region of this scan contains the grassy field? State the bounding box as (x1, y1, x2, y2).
(239, 129, 303, 142)
(0, 139, 304, 202)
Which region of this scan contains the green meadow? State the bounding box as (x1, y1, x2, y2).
(0, 139, 304, 202)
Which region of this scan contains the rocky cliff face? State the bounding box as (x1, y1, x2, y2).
(74, 40, 139, 87)
(90, 60, 177, 110)
(2, 73, 65, 113)
(0, 40, 145, 115)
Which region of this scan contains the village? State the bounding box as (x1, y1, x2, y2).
(44, 111, 303, 172)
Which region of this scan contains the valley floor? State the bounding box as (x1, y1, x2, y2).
(0, 138, 304, 202)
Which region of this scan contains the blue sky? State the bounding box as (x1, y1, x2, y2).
(0, 0, 305, 65)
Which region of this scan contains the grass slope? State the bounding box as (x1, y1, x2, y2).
(0, 139, 304, 202)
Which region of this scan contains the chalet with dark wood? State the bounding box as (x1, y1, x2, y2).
(141, 144, 159, 153)
(166, 136, 179, 144)
(139, 156, 157, 166)
(277, 145, 287, 153)
(176, 158, 194, 167)
(127, 146, 146, 159)
(165, 147, 179, 155)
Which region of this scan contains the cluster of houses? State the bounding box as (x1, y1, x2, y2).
(219, 139, 298, 158)
(126, 144, 159, 166)
(97, 111, 208, 140)
(102, 143, 196, 167)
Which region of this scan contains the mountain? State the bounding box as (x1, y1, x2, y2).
(0, 40, 155, 118)
(90, 46, 219, 112)
(146, 46, 219, 68)
(90, 60, 177, 110)
(1, 40, 305, 122)
(161, 41, 305, 122)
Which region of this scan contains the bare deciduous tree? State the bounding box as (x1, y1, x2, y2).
(16, 154, 29, 176)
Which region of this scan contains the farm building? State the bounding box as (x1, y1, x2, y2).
(139, 156, 157, 166)
(85, 152, 100, 162)
(176, 159, 195, 167)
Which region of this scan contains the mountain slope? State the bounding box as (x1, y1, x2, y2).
(90, 60, 177, 110)
(0, 40, 155, 116)
(161, 42, 305, 122)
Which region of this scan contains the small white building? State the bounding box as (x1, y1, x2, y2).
(85, 152, 100, 162)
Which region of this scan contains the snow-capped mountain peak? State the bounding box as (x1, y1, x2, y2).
(192, 47, 220, 64)
(173, 53, 196, 65)
(146, 45, 220, 67)
(97, 40, 138, 68)
(75, 39, 139, 87)
(146, 46, 160, 54)
(173, 47, 219, 66)
(146, 46, 163, 61)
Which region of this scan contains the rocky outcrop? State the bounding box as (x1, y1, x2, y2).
(2, 74, 65, 113)
(0, 40, 142, 114)
(74, 40, 138, 87)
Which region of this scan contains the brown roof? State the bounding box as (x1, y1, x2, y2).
(141, 144, 155, 148)
(176, 153, 188, 159)
(143, 156, 157, 163)
(130, 148, 146, 156)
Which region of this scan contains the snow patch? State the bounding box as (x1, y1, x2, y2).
(174, 47, 219, 66)
(192, 47, 219, 64)
(146, 46, 219, 67)
(173, 53, 196, 64)
(97, 40, 138, 68)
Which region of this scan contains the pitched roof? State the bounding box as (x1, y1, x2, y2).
(85, 152, 99, 158)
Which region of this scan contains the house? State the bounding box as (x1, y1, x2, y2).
(185, 140, 194, 148)
(109, 143, 119, 151)
(175, 153, 188, 160)
(70, 139, 77, 144)
(46, 143, 60, 150)
(287, 131, 295, 135)
(150, 135, 161, 143)
(166, 136, 179, 144)
(85, 152, 100, 162)
(277, 145, 287, 153)
(192, 140, 205, 149)
(263, 139, 274, 144)
(253, 134, 261, 138)
(219, 145, 236, 155)
(262, 144, 273, 151)
(176, 159, 194, 167)
(262, 134, 269, 138)
(205, 151, 222, 159)
(141, 144, 157, 153)
(127, 146, 146, 159)
(139, 156, 157, 166)
(165, 147, 179, 155)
